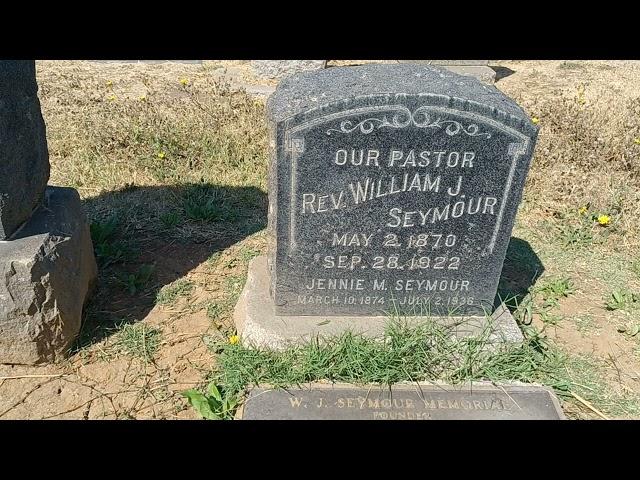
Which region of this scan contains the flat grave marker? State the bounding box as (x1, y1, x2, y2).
(239, 382, 565, 420)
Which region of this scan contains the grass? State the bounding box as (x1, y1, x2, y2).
(183, 319, 640, 419)
(156, 278, 195, 306)
(115, 264, 155, 295)
(535, 277, 574, 309)
(90, 218, 135, 268)
(214, 322, 561, 392)
(108, 323, 162, 362)
(563, 354, 640, 418)
(224, 274, 246, 305)
(206, 301, 224, 320)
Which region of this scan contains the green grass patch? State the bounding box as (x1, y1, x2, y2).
(156, 278, 195, 306)
(215, 322, 565, 393)
(109, 323, 162, 361)
(182, 184, 239, 223)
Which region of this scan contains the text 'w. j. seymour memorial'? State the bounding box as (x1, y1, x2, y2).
(234, 63, 538, 349)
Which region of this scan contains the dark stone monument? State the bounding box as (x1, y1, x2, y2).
(234, 64, 537, 349)
(238, 383, 565, 420)
(0, 61, 97, 364)
(0, 61, 50, 240)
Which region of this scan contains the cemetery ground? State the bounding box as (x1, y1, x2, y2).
(1, 60, 640, 420)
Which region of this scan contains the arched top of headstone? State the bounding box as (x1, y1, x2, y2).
(267, 64, 535, 137)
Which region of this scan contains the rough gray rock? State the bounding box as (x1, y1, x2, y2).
(0, 187, 98, 364)
(0, 60, 50, 240)
(250, 60, 326, 80)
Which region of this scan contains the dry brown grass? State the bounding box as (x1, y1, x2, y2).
(498, 61, 640, 252)
(38, 61, 267, 211)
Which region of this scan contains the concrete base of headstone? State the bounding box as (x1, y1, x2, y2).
(397, 61, 496, 83)
(250, 60, 327, 80)
(0, 186, 98, 365)
(234, 256, 523, 350)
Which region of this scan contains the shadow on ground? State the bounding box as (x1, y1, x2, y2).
(491, 66, 516, 82)
(496, 237, 544, 309)
(72, 182, 267, 351)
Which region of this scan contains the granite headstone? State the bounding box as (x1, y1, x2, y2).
(235, 64, 537, 348)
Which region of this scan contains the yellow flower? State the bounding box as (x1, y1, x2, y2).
(578, 206, 588, 215)
(179, 77, 189, 86)
(634, 138, 640, 145)
(107, 94, 116, 101)
(157, 151, 166, 159)
(531, 117, 540, 125)
(597, 215, 610, 226)
(228, 335, 240, 345)
(106, 80, 113, 87)
(139, 95, 147, 102)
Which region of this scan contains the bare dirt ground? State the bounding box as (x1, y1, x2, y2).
(1, 60, 639, 420)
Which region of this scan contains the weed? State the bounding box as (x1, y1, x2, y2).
(116, 264, 155, 295)
(206, 301, 224, 320)
(555, 219, 595, 249)
(90, 217, 119, 245)
(90, 218, 132, 267)
(539, 311, 564, 325)
(574, 315, 600, 335)
(536, 277, 574, 308)
(606, 289, 639, 311)
(224, 274, 246, 304)
(558, 61, 587, 70)
(182, 383, 238, 420)
(159, 211, 181, 229)
(94, 241, 132, 268)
